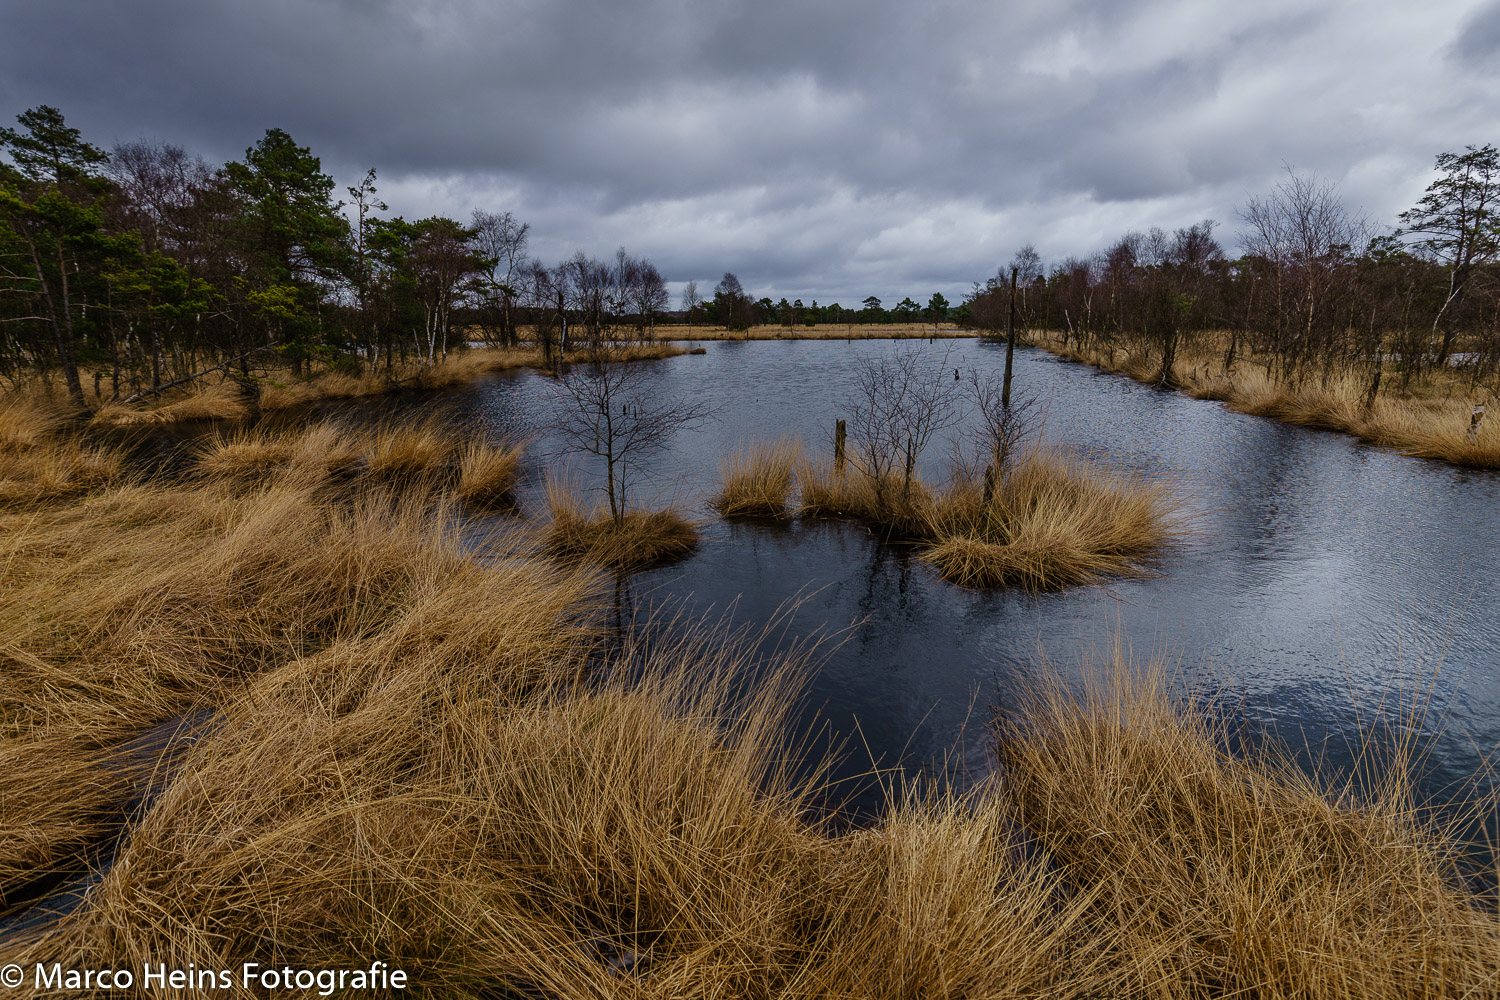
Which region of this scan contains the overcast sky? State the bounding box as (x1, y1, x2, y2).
(3, 0, 1497, 305)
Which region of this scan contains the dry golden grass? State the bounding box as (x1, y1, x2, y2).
(922, 450, 1176, 590)
(366, 420, 460, 481)
(0, 396, 125, 509)
(789, 446, 1173, 590)
(0, 468, 593, 939)
(1033, 330, 1500, 469)
(713, 438, 801, 518)
(995, 659, 1500, 999)
(566, 341, 689, 363)
(1, 387, 1497, 996)
(545, 484, 699, 572)
(0, 390, 72, 450)
(456, 438, 524, 507)
(795, 459, 934, 537)
(82, 344, 689, 428)
(91, 379, 249, 426)
(194, 419, 525, 507)
(0, 440, 124, 509)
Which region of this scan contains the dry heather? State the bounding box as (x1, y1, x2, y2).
(1032, 330, 1500, 469)
(545, 483, 698, 571)
(713, 438, 801, 518)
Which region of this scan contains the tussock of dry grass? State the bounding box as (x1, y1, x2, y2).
(91, 380, 249, 426)
(0, 397, 126, 509)
(713, 438, 801, 518)
(366, 421, 459, 481)
(566, 341, 689, 363)
(456, 439, 524, 507)
(193, 419, 524, 502)
(995, 659, 1500, 998)
(0, 441, 123, 509)
(546, 484, 698, 571)
(796, 459, 934, 536)
(1033, 330, 1500, 469)
(922, 451, 1175, 590)
(0, 471, 591, 932)
(0, 391, 72, 451)
(789, 447, 1173, 590)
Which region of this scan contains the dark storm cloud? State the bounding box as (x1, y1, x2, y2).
(1451, 1, 1500, 64)
(3, 0, 1493, 303)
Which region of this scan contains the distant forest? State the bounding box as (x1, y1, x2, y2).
(2, 105, 1497, 404)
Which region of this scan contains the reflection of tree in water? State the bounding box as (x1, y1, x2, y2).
(855, 535, 917, 629)
(610, 569, 635, 638)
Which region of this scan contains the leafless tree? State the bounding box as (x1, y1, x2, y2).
(106, 139, 213, 254)
(1240, 168, 1368, 381)
(520, 259, 561, 362)
(557, 252, 612, 349)
(550, 350, 710, 521)
(1010, 244, 1044, 337)
(961, 374, 1040, 491)
(631, 258, 669, 339)
(470, 209, 530, 347)
(681, 280, 702, 337)
(845, 345, 962, 508)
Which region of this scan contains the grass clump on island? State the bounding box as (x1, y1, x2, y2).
(920, 450, 1172, 589)
(712, 438, 800, 518)
(715, 436, 1174, 590)
(544, 481, 698, 571)
(1031, 329, 1500, 469)
(0, 392, 1498, 997)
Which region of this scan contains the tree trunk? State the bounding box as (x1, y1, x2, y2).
(1002, 267, 1018, 409)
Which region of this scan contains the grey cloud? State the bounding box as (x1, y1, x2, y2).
(1451, 1, 1500, 65)
(2, 0, 1495, 303)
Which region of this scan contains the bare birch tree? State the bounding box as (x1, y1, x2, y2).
(550, 350, 709, 521)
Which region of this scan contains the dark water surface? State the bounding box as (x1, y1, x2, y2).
(447, 339, 1500, 816)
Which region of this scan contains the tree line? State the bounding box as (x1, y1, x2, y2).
(0, 105, 975, 410)
(965, 148, 1500, 398)
(0, 106, 685, 407)
(694, 275, 957, 331)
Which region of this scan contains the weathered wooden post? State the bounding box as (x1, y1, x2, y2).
(834, 419, 847, 473)
(1469, 404, 1486, 443)
(1002, 266, 1018, 409)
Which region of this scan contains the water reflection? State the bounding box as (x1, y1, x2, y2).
(445, 339, 1500, 815)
